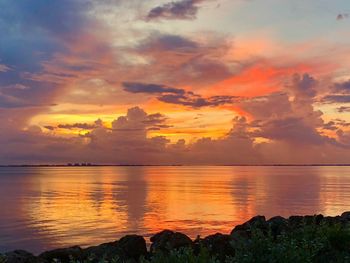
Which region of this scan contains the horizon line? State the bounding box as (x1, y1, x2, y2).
(1, 164, 350, 167)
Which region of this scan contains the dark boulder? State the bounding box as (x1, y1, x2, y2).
(72, 236, 146, 262)
(150, 230, 193, 253)
(84, 241, 120, 260)
(230, 226, 250, 241)
(39, 246, 83, 263)
(4, 250, 38, 263)
(118, 235, 147, 260)
(244, 215, 267, 230)
(341, 211, 350, 221)
(268, 216, 289, 236)
(230, 216, 267, 239)
(202, 233, 235, 258)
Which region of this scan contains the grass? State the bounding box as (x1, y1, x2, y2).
(85, 223, 350, 262)
(139, 247, 221, 263)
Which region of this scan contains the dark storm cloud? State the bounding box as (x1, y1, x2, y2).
(320, 79, 350, 104)
(323, 95, 350, 103)
(123, 82, 185, 95)
(158, 94, 237, 107)
(57, 123, 97, 130)
(333, 80, 350, 93)
(123, 82, 239, 108)
(146, 0, 205, 21)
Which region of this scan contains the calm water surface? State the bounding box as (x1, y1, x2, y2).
(1, 166, 350, 254)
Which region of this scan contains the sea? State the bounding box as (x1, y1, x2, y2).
(1, 166, 350, 254)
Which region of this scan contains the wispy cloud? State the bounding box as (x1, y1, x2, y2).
(338, 106, 350, 113)
(337, 13, 349, 20)
(322, 79, 350, 103)
(123, 82, 185, 95)
(323, 95, 350, 103)
(123, 82, 239, 108)
(0, 64, 10, 72)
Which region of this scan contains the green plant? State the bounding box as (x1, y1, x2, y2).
(52, 221, 350, 263)
(140, 247, 220, 263)
(230, 223, 350, 263)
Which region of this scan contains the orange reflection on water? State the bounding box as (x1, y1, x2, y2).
(1, 166, 350, 254)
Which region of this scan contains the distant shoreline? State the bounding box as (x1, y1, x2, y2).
(1, 164, 350, 167)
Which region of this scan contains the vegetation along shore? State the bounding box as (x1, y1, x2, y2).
(2, 212, 350, 263)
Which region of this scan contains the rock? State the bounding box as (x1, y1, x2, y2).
(341, 211, 350, 221)
(202, 233, 235, 258)
(268, 216, 289, 236)
(118, 235, 147, 260)
(84, 241, 120, 260)
(230, 227, 250, 241)
(150, 230, 193, 253)
(244, 215, 267, 230)
(4, 250, 38, 263)
(288, 215, 304, 227)
(39, 246, 83, 263)
(230, 216, 267, 239)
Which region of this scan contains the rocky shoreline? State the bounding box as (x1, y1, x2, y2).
(2, 212, 350, 263)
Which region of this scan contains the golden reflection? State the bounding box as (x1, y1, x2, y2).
(319, 167, 350, 216)
(1, 166, 350, 253)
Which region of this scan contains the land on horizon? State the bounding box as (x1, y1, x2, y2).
(2, 164, 350, 167)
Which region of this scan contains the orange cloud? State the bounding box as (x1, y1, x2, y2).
(209, 61, 314, 98)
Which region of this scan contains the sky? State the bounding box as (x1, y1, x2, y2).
(1, 0, 350, 165)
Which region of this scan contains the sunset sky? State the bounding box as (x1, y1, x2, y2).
(1, 0, 350, 164)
